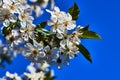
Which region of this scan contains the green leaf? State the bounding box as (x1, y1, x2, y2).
(2, 27, 11, 36)
(35, 33, 45, 42)
(36, 28, 51, 35)
(81, 25, 89, 31)
(35, 21, 51, 36)
(77, 25, 102, 39)
(0, 53, 12, 68)
(77, 44, 92, 63)
(29, 38, 33, 45)
(68, 2, 80, 20)
(44, 71, 56, 80)
(2, 21, 20, 36)
(36, 21, 47, 29)
(81, 31, 102, 39)
(77, 25, 89, 33)
(36, 0, 46, 5)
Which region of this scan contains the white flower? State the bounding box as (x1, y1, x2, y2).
(60, 39, 79, 59)
(0, 8, 17, 25)
(27, 63, 36, 74)
(24, 42, 46, 62)
(3, 0, 20, 13)
(24, 71, 45, 80)
(47, 6, 76, 39)
(0, 8, 10, 23)
(20, 23, 35, 41)
(34, 5, 43, 17)
(62, 13, 76, 30)
(18, 10, 34, 27)
(68, 32, 80, 45)
(0, 77, 6, 80)
(40, 61, 50, 71)
(5, 30, 22, 47)
(46, 6, 63, 22)
(6, 71, 22, 80)
(47, 10, 66, 38)
(24, 63, 47, 80)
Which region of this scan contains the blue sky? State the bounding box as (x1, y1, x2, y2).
(51, 0, 120, 80)
(1, 0, 120, 80)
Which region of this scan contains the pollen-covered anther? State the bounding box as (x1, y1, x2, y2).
(64, 21, 70, 26)
(31, 49, 38, 55)
(21, 13, 27, 19)
(54, 22, 59, 27)
(9, 5, 15, 10)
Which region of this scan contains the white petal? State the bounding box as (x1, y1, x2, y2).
(40, 62, 49, 70)
(3, 0, 12, 5)
(35, 6, 43, 17)
(51, 27, 56, 33)
(39, 52, 46, 57)
(29, 0, 37, 2)
(21, 21, 27, 27)
(51, 15, 57, 22)
(3, 20, 10, 27)
(22, 34, 28, 41)
(66, 13, 72, 20)
(60, 40, 66, 48)
(27, 63, 36, 74)
(54, 6, 60, 12)
(46, 9, 53, 14)
(24, 8, 32, 15)
(9, 14, 17, 23)
(56, 33, 63, 39)
(6, 72, 14, 78)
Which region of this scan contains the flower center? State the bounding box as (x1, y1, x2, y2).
(54, 22, 59, 27)
(32, 49, 38, 55)
(70, 33, 76, 38)
(54, 12, 59, 16)
(64, 21, 70, 26)
(26, 27, 32, 32)
(9, 5, 15, 10)
(21, 13, 27, 19)
(3, 13, 10, 19)
(10, 36, 15, 42)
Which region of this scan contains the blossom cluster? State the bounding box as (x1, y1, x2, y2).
(0, 0, 101, 80)
(0, 62, 55, 80)
(0, 0, 80, 69)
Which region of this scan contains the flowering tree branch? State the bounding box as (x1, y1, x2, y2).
(0, 0, 101, 80)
